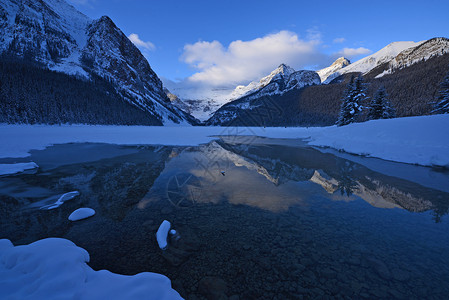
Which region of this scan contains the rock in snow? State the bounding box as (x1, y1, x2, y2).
(0, 238, 182, 300)
(68, 208, 96, 221)
(156, 220, 171, 250)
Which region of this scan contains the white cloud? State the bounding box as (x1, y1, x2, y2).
(333, 37, 346, 44)
(306, 27, 322, 41)
(181, 30, 325, 87)
(334, 47, 372, 58)
(128, 33, 156, 51)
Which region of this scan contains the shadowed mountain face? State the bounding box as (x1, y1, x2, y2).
(0, 0, 196, 125)
(1, 140, 449, 299)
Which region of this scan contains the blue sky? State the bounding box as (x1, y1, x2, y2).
(68, 0, 449, 88)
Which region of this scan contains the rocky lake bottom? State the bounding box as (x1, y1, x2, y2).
(1, 137, 448, 299)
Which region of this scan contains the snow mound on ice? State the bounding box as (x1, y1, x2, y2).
(0, 238, 182, 300)
(68, 207, 96, 221)
(156, 220, 171, 250)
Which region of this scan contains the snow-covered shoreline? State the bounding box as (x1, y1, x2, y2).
(0, 114, 448, 168)
(0, 238, 182, 300)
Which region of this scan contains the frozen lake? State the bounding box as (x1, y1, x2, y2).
(1, 137, 449, 299)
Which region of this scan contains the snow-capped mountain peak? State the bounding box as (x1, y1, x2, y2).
(321, 41, 425, 83)
(317, 57, 350, 82)
(375, 37, 449, 78)
(0, 0, 196, 125)
(206, 66, 320, 125)
(230, 63, 296, 101)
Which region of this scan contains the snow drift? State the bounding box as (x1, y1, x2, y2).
(0, 238, 182, 300)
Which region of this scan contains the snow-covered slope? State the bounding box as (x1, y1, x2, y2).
(206, 64, 320, 125)
(166, 64, 319, 121)
(322, 41, 425, 83)
(162, 82, 234, 121)
(0, 0, 195, 125)
(317, 57, 350, 82)
(375, 37, 449, 78)
(230, 64, 297, 100)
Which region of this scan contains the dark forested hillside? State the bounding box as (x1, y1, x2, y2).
(0, 58, 162, 125)
(207, 53, 449, 127)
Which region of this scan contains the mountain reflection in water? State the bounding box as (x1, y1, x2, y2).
(140, 137, 449, 218)
(1, 138, 448, 299)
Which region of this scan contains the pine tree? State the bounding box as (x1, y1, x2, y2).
(432, 71, 449, 114)
(367, 86, 396, 120)
(336, 75, 366, 126)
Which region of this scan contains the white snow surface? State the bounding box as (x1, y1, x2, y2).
(0, 114, 448, 167)
(0, 162, 38, 175)
(156, 220, 171, 250)
(322, 41, 425, 83)
(68, 207, 95, 221)
(0, 238, 182, 300)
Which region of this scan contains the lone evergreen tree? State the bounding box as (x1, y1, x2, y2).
(367, 86, 396, 120)
(336, 75, 366, 126)
(432, 71, 449, 114)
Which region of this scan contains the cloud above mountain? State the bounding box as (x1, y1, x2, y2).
(128, 33, 156, 51)
(180, 30, 371, 88)
(181, 30, 325, 87)
(334, 47, 371, 58)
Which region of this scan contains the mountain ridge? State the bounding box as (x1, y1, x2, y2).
(0, 0, 196, 125)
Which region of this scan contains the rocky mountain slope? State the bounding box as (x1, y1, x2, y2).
(372, 37, 449, 78)
(317, 57, 350, 82)
(319, 41, 424, 83)
(232, 64, 320, 101)
(166, 64, 321, 121)
(0, 0, 196, 125)
(206, 65, 320, 125)
(319, 38, 449, 83)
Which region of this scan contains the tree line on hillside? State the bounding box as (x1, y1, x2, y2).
(432, 71, 449, 114)
(336, 75, 396, 126)
(337, 67, 449, 126)
(0, 57, 162, 125)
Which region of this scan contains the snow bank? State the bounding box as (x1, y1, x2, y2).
(0, 238, 182, 300)
(0, 114, 448, 167)
(68, 207, 95, 221)
(306, 115, 449, 167)
(0, 162, 38, 175)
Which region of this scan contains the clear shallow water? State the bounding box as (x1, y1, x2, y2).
(1, 138, 449, 299)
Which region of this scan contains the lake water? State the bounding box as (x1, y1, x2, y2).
(1, 137, 449, 299)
